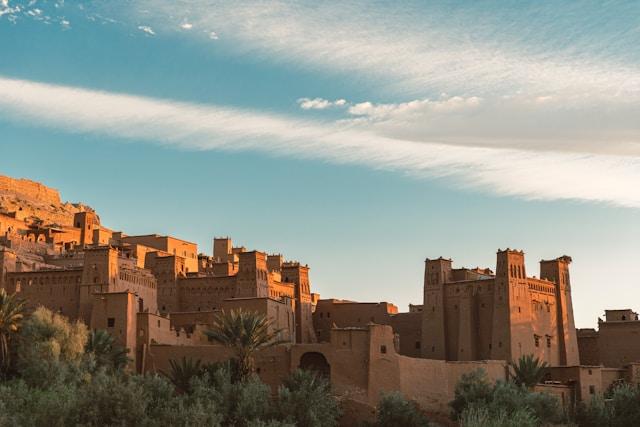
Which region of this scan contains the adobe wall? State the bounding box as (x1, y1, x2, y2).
(577, 329, 600, 366)
(598, 321, 640, 368)
(145, 344, 292, 391)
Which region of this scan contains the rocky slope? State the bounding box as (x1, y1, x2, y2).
(0, 175, 96, 227)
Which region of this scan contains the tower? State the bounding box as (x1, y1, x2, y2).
(0, 248, 17, 291)
(79, 246, 119, 323)
(540, 256, 579, 366)
(74, 211, 98, 247)
(282, 262, 315, 343)
(236, 251, 269, 298)
(421, 257, 451, 359)
(491, 249, 534, 362)
(213, 237, 232, 262)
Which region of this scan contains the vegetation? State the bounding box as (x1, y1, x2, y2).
(0, 300, 342, 426)
(85, 329, 130, 372)
(0, 288, 25, 376)
(205, 309, 282, 382)
(511, 354, 548, 389)
(575, 383, 640, 427)
(373, 391, 430, 427)
(451, 368, 564, 427)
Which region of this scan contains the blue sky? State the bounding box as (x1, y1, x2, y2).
(1, 1, 640, 327)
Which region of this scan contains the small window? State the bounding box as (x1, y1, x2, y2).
(547, 337, 551, 348)
(588, 369, 593, 375)
(431, 346, 435, 352)
(158, 320, 161, 327)
(327, 312, 331, 319)
(415, 341, 421, 350)
(380, 345, 387, 354)
(589, 385, 596, 395)
(107, 318, 115, 327)
(534, 336, 540, 347)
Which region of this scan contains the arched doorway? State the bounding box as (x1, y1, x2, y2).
(299, 352, 330, 378)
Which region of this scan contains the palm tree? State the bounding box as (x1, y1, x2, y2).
(511, 354, 548, 389)
(85, 329, 130, 371)
(0, 289, 25, 376)
(205, 309, 282, 382)
(164, 356, 203, 393)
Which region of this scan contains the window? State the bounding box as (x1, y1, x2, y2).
(588, 369, 593, 375)
(107, 318, 115, 327)
(547, 336, 551, 348)
(534, 335, 540, 347)
(380, 345, 387, 354)
(589, 385, 596, 395)
(431, 346, 435, 352)
(415, 341, 421, 350)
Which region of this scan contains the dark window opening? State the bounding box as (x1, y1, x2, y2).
(107, 318, 115, 327)
(415, 341, 421, 350)
(380, 345, 387, 354)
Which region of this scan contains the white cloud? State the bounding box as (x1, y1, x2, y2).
(1, 76, 640, 208)
(208, 31, 218, 40)
(180, 22, 192, 30)
(347, 96, 482, 120)
(137, 25, 155, 35)
(297, 97, 347, 110)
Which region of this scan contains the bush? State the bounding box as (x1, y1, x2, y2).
(450, 369, 564, 426)
(16, 307, 89, 387)
(276, 370, 341, 427)
(374, 391, 430, 427)
(461, 406, 538, 427)
(574, 396, 610, 427)
(450, 369, 493, 419)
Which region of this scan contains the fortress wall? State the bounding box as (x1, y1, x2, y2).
(396, 357, 507, 412)
(144, 344, 291, 390)
(0, 176, 61, 205)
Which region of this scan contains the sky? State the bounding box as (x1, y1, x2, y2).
(1, 0, 639, 328)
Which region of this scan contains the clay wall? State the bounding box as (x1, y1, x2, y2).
(220, 297, 296, 343)
(0, 176, 61, 205)
(6, 268, 83, 318)
(577, 329, 600, 366)
(177, 275, 236, 312)
(90, 292, 137, 368)
(598, 320, 640, 368)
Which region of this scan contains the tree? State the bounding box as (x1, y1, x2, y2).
(205, 309, 282, 382)
(375, 391, 429, 427)
(450, 369, 493, 419)
(164, 356, 203, 393)
(511, 355, 548, 389)
(16, 306, 88, 386)
(276, 369, 341, 427)
(85, 329, 130, 372)
(0, 289, 25, 376)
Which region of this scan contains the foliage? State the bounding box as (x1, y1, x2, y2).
(460, 406, 538, 427)
(276, 369, 341, 427)
(16, 306, 89, 387)
(576, 382, 640, 427)
(450, 369, 563, 426)
(510, 355, 548, 389)
(85, 329, 130, 372)
(450, 369, 493, 418)
(205, 309, 282, 382)
(164, 356, 203, 393)
(0, 289, 25, 376)
(574, 396, 610, 427)
(373, 391, 430, 427)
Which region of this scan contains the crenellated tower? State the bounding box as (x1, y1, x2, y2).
(540, 256, 579, 365)
(421, 257, 451, 359)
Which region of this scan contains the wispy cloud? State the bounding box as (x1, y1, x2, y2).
(137, 25, 155, 36)
(2, 76, 640, 208)
(297, 97, 347, 110)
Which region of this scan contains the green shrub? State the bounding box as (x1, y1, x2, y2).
(276, 369, 341, 427)
(374, 391, 430, 427)
(575, 396, 610, 427)
(450, 369, 493, 419)
(461, 406, 538, 427)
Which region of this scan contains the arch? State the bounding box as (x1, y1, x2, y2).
(299, 352, 330, 378)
